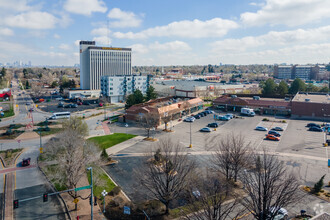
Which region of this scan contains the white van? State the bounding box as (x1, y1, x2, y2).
(48, 112, 71, 120)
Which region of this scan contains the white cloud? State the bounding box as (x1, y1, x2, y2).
(64, 0, 107, 16)
(3, 11, 59, 29)
(129, 44, 149, 54)
(107, 8, 142, 28)
(74, 40, 80, 47)
(241, 0, 330, 26)
(91, 27, 111, 36)
(92, 36, 111, 45)
(113, 18, 239, 39)
(0, 28, 14, 36)
(149, 41, 191, 51)
(0, 0, 35, 12)
(211, 25, 330, 53)
(53, 34, 61, 39)
(59, 43, 70, 50)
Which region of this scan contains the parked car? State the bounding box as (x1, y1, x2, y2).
(256, 126, 268, 131)
(77, 101, 83, 105)
(200, 127, 212, 132)
(271, 127, 284, 131)
(71, 103, 78, 108)
(193, 114, 201, 119)
(184, 117, 195, 122)
(225, 113, 234, 119)
(26, 102, 31, 105)
(83, 102, 90, 105)
(307, 123, 321, 128)
(199, 112, 206, 117)
(309, 126, 323, 132)
(58, 102, 64, 108)
(266, 134, 280, 141)
(268, 130, 281, 137)
(207, 122, 218, 128)
(99, 103, 103, 107)
(22, 158, 31, 167)
(64, 104, 71, 108)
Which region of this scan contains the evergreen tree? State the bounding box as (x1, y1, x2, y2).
(262, 78, 277, 95)
(289, 78, 306, 94)
(145, 86, 157, 101)
(125, 94, 136, 109)
(133, 89, 144, 104)
(313, 174, 325, 194)
(25, 81, 29, 89)
(276, 81, 289, 96)
(0, 67, 6, 78)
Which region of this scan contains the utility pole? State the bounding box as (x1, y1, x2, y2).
(87, 167, 93, 220)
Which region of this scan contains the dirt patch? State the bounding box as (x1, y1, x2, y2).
(15, 131, 39, 140)
(143, 137, 158, 142)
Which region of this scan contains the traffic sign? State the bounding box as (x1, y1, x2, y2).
(124, 206, 130, 215)
(75, 185, 91, 192)
(39, 147, 43, 153)
(73, 198, 79, 204)
(36, 105, 38, 108)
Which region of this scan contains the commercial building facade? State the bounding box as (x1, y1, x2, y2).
(79, 41, 132, 90)
(125, 97, 203, 125)
(101, 75, 152, 103)
(213, 92, 330, 121)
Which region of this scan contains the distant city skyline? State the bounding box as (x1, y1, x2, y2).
(1, 0, 330, 66)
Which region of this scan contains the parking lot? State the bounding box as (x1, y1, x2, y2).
(37, 99, 100, 113)
(104, 110, 330, 201)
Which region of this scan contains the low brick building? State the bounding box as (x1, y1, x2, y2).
(213, 92, 330, 121)
(213, 95, 292, 116)
(291, 92, 330, 121)
(125, 97, 203, 125)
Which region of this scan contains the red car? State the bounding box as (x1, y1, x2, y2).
(22, 158, 31, 167)
(266, 134, 280, 141)
(99, 103, 103, 107)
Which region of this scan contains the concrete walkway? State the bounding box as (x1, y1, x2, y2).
(106, 136, 145, 156)
(4, 173, 14, 220)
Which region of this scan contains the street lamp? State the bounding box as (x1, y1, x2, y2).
(101, 189, 108, 213)
(87, 167, 93, 220)
(125, 123, 128, 135)
(189, 122, 192, 148)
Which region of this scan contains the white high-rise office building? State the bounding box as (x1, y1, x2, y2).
(80, 41, 132, 90)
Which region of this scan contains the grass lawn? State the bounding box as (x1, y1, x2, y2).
(88, 133, 137, 150)
(87, 166, 116, 198)
(2, 107, 14, 118)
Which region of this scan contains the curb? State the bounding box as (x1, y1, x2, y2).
(0, 156, 6, 168)
(37, 157, 72, 220)
(2, 174, 6, 220)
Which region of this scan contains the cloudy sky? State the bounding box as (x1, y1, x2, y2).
(1, 0, 330, 66)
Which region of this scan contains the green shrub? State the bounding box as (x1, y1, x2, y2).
(262, 118, 269, 121)
(282, 120, 287, 123)
(110, 186, 121, 196)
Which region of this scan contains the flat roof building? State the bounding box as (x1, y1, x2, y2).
(80, 41, 132, 90)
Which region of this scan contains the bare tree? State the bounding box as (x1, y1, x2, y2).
(213, 134, 251, 182)
(239, 151, 299, 220)
(141, 113, 159, 138)
(183, 171, 242, 220)
(137, 138, 196, 215)
(44, 130, 100, 209)
(62, 116, 89, 137)
(30, 83, 42, 97)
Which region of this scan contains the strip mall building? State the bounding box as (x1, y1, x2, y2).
(125, 97, 203, 125)
(213, 92, 330, 121)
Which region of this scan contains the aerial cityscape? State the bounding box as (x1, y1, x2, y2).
(0, 0, 330, 220)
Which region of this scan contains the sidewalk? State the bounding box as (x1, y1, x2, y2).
(106, 136, 144, 155)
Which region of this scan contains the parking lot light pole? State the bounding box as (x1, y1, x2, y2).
(189, 122, 192, 148)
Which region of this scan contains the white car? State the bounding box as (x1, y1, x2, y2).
(272, 208, 288, 220)
(256, 126, 268, 131)
(184, 117, 195, 122)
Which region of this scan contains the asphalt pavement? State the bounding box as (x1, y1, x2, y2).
(14, 184, 67, 220)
